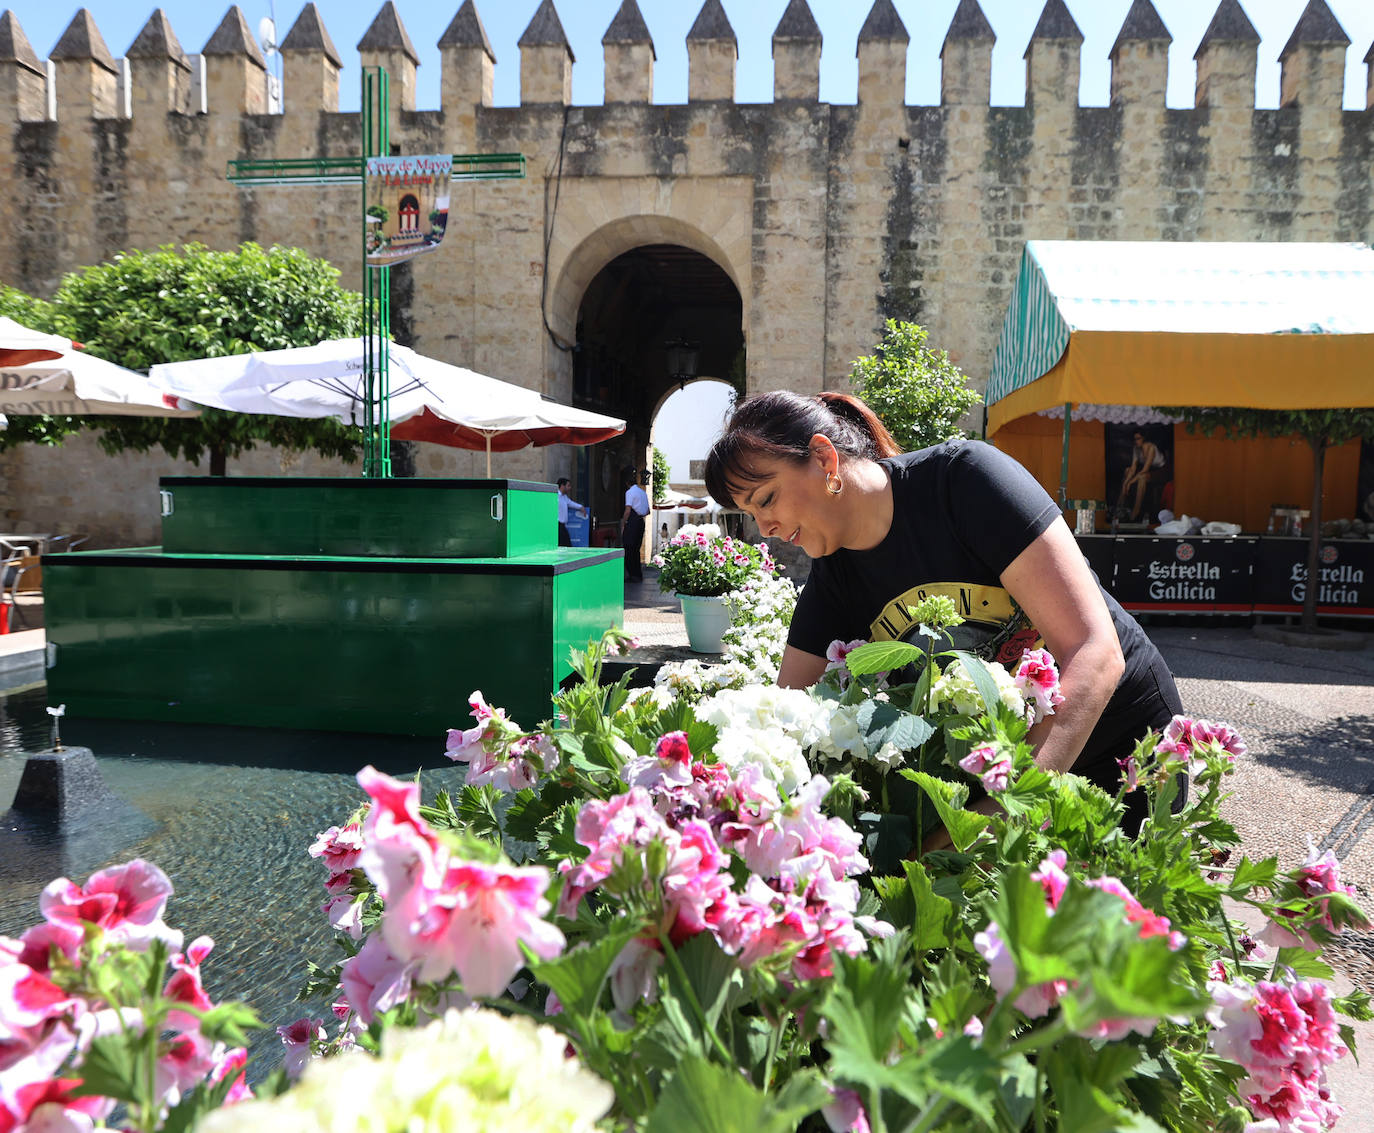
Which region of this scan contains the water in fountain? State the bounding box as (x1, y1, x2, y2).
(0, 676, 468, 1079)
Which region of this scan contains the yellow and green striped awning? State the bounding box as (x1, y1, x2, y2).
(986, 241, 1374, 437)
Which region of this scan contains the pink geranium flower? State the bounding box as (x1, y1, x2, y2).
(163, 935, 215, 1032)
(0, 1078, 112, 1133)
(959, 745, 1012, 794)
(276, 1017, 326, 1079)
(38, 860, 182, 952)
(824, 639, 867, 673)
(338, 934, 416, 1026)
(308, 822, 364, 877)
(411, 860, 565, 998)
(1013, 648, 1065, 724)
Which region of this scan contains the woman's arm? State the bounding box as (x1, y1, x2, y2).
(1000, 519, 1125, 774)
(777, 644, 829, 690)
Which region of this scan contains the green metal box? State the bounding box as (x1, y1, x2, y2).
(42, 548, 623, 737)
(158, 477, 557, 559)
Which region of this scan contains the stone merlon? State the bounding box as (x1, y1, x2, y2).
(772, 0, 821, 45)
(49, 8, 117, 73)
(1279, 0, 1350, 60)
(943, 0, 994, 48)
(201, 6, 266, 67)
(358, 1, 420, 65)
(0, 10, 42, 74)
(520, 0, 574, 61)
(857, 0, 908, 49)
(1025, 0, 1082, 50)
(687, 0, 735, 46)
(282, 2, 342, 67)
(1110, 0, 1171, 57)
(439, 0, 494, 61)
(126, 9, 190, 68)
(1194, 0, 1260, 57)
(603, 0, 654, 59)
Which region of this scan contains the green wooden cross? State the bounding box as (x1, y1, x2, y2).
(226, 67, 525, 478)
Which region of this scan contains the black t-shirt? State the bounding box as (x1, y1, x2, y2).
(788, 440, 1168, 771)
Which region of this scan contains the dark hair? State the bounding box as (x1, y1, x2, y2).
(556, 477, 570, 487)
(704, 391, 901, 508)
(621, 466, 640, 489)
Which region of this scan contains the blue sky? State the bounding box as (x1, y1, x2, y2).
(10, 0, 1374, 112)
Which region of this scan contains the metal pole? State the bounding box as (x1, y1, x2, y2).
(361, 66, 391, 479)
(1059, 402, 1071, 509)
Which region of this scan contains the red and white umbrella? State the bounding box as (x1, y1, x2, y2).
(391, 403, 625, 477)
(0, 317, 196, 418)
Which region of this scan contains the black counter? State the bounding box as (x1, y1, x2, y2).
(1075, 534, 1374, 618)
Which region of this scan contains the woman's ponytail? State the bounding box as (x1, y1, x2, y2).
(815, 392, 902, 459)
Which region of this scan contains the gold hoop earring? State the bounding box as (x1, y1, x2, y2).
(826, 472, 843, 495)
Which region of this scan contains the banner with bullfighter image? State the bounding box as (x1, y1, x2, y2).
(364, 155, 452, 266)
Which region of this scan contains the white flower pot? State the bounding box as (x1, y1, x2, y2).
(677, 592, 731, 654)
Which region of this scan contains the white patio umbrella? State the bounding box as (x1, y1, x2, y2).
(151, 337, 625, 476)
(0, 317, 198, 418)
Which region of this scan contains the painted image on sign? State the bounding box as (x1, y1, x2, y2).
(364, 155, 452, 266)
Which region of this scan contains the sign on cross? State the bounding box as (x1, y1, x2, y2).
(226, 67, 525, 478)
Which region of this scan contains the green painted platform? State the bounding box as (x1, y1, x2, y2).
(41, 478, 624, 737)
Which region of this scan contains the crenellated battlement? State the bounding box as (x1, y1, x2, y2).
(0, 0, 1371, 428)
(2, 0, 1371, 125)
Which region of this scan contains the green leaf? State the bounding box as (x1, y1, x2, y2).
(904, 859, 956, 952)
(1225, 856, 1280, 898)
(903, 771, 990, 852)
(820, 950, 918, 1096)
(70, 1033, 148, 1105)
(644, 1056, 828, 1133)
(663, 933, 740, 1032)
(846, 640, 923, 677)
(946, 651, 1006, 717)
(527, 922, 641, 1019)
(862, 702, 936, 753)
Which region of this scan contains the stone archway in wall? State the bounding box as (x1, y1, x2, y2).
(550, 216, 746, 548)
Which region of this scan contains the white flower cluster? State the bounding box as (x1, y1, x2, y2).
(695, 684, 872, 792)
(654, 575, 798, 702)
(200, 1008, 613, 1133)
(930, 656, 1027, 719)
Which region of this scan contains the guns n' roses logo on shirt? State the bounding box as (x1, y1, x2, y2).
(868, 582, 1042, 664)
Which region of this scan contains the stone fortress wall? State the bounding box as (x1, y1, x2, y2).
(0, 0, 1371, 546)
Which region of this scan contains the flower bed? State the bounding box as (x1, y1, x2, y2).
(3, 602, 1371, 1132)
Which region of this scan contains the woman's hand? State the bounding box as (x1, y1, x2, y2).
(1000, 519, 1125, 775)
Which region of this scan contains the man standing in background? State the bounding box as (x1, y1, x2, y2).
(621, 467, 649, 583)
(556, 477, 587, 547)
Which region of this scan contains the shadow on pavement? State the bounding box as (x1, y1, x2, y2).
(1241, 711, 1374, 793)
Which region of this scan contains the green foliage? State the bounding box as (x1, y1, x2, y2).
(1159, 406, 1374, 451)
(18, 243, 364, 470)
(651, 444, 671, 504)
(849, 319, 982, 452)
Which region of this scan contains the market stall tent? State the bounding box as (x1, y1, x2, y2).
(985, 241, 1374, 532)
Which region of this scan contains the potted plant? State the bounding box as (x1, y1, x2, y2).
(653, 524, 776, 653)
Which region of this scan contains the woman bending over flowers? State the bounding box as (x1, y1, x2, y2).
(704, 390, 1184, 833)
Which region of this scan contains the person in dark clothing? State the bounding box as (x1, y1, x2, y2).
(620, 467, 649, 582)
(704, 391, 1184, 837)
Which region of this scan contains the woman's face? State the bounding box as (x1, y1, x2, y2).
(734, 447, 844, 558)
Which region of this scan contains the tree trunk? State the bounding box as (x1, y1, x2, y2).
(1301, 438, 1326, 632)
(209, 445, 227, 477)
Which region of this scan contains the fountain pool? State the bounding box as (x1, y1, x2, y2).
(0, 675, 467, 1079)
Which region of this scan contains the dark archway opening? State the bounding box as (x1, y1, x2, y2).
(571, 244, 744, 544)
